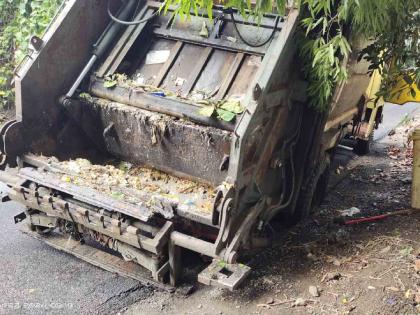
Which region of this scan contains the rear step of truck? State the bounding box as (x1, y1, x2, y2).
(21, 224, 250, 291)
(3, 152, 253, 290)
(20, 225, 175, 293)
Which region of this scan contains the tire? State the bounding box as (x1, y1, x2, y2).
(354, 132, 373, 155)
(311, 163, 331, 207)
(287, 159, 331, 225)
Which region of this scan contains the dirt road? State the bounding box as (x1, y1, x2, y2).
(0, 105, 418, 315)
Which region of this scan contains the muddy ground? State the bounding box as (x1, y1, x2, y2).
(123, 114, 420, 315)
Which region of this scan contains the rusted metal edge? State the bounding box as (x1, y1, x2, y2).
(324, 107, 358, 132)
(176, 206, 213, 226)
(21, 153, 68, 173)
(17, 158, 217, 227)
(20, 226, 175, 293)
(18, 167, 153, 222)
(89, 78, 235, 131)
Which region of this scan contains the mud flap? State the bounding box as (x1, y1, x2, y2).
(198, 259, 251, 291)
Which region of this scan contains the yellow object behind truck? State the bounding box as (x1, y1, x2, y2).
(387, 77, 420, 105)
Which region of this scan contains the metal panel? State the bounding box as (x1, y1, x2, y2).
(132, 39, 177, 85)
(20, 226, 174, 292)
(194, 49, 237, 95)
(78, 98, 232, 185)
(227, 9, 300, 193)
(15, 0, 119, 154)
(89, 79, 235, 131)
(153, 27, 268, 55)
(18, 167, 153, 222)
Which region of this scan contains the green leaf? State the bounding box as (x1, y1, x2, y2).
(104, 79, 117, 88)
(275, 0, 286, 16)
(198, 105, 215, 117)
(111, 191, 125, 200)
(216, 108, 236, 122)
(219, 99, 244, 114)
(199, 21, 209, 38)
(118, 161, 132, 172)
(328, 44, 335, 65)
(399, 246, 413, 257)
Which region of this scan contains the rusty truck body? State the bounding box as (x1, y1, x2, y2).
(0, 0, 382, 290)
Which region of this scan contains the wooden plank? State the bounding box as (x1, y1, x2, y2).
(182, 47, 213, 96)
(153, 27, 267, 55)
(153, 41, 184, 87)
(215, 53, 245, 100)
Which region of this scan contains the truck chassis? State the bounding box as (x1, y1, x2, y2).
(0, 0, 382, 290)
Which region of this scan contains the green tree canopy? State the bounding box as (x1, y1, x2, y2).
(0, 0, 63, 108)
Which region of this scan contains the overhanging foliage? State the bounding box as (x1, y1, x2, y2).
(0, 0, 418, 112)
(164, 0, 419, 111)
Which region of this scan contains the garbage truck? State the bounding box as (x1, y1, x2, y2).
(0, 0, 384, 290)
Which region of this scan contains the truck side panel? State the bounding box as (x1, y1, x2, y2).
(15, 0, 120, 155)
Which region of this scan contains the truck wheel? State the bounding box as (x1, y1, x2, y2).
(288, 159, 331, 225)
(354, 132, 373, 155)
(311, 163, 331, 207)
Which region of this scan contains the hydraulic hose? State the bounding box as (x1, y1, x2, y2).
(107, 0, 160, 25)
(230, 12, 279, 47)
(265, 111, 303, 216)
(63, 0, 139, 99)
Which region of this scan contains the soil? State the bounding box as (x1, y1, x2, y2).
(123, 114, 420, 315)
